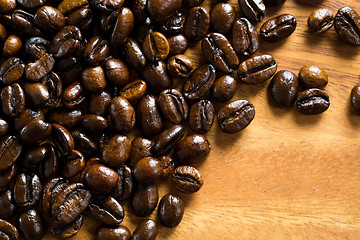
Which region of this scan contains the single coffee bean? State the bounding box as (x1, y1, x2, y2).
(61, 150, 85, 179)
(41, 72, 63, 109)
(171, 166, 203, 193)
(167, 55, 193, 78)
(83, 36, 109, 66)
(57, 0, 88, 15)
(168, 34, 189, 56)
(232, 18, 259, 56)
(131, 182, 159, 217)
(133, 157, 162, 184)
(0, 57, 25, 85)
(0, 219, 18, 240)
(128, 137, 154, 168)
(50, 214, 83, 239)
(89, 196, 124, 226)
(2, 34, 22, 57)
(0, 117, 8, 137)
(111, 7, 134, 47)
(351, 84, 360, 115)
(104, 58, 130, 86)
(260, 14, 297, 42)
(22, 82, 50, 109)
(160, 156, 175, 178)
(0, 0, 16, 14)
(11, 10, 42, 36)
(130, 0, 149, 26)
(21, 145, 47, 171)
(66, 6, 93, 32)
(24, 37, 49, 59)
(158, 89, 188, 124)
(54, 57, 81, 85)
(51, 124, 74, 156)
(296, 88, 330, 115)
(238, 0, 265, 22)
(109, 96, 136, 133)
(19, 120, 52, 145)
(41, 177, 69, 217)
(130, 219, 158, 240)
(308, 8, 334, 34)
(39, 143, 59, 179)
(210, 3, 236, 34)
(152, 125, 185, 156)
(218, 99, 255, 133)
(84, 162, 118, 193)
(62, 81, 86, 109)
(118, 79, 147, 105)
(269, 70, 299, 108)
(183, 64, 216, 101)
(0, 164, 17, 192)
(123, 38, 147, 70)
(112, 165, 133, 201)
(13, 172, 42, 208)
(50, 26, 82, 58)
(47, 108, 82, 130)
(142, 32, 170, 62)
(0, 23, 6, 42)
(142, 61, 173, 93)
(158, 12, 184, 34)
(81, 66, 107, 93)
(334, 7, 360, 45)
(299, 66, 328, 89)
(17, 0, 44, 8)
(0, 135, 22, 171)
(1, 83, 25, 117)
(173, 134, 211, 165)
(238, 54, 277, 84)
(25, 54, 55, 82)
(158, 193, 184, 228)
(34, 6, 65, 33)
(211, 75, 237, 102)
(89, 91, 112, 116)
(81, 114, 108, 133)
(0, 190, 16, 219)
(189, 100, 215, 134)
(184, 6, 210, 41)
(13, 108, 44, 132)
(90, 0, 124, 12)
(137, 94, 163, 137)
(18, 209, 45, 240)
(97, 225, 131, 240)
(102, 134, 131, 167)
(147, 0, 182, 22)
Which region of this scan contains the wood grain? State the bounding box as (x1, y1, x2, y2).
(44, 0, 360, 239)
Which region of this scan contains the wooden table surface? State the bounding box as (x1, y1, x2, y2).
(43, 0, 360, 239)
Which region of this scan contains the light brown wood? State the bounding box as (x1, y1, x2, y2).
(44, 0, 360, 239)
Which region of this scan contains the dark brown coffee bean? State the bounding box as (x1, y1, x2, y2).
(34, 6, 65, 33)
(89, 195, 124, 226)
(0, 23, 6, 42)
(97, 225, 131, 240)
(351, 84, 360, 115)
(24, 37, 49, 59)
(167, 55, 193, 78)
(17, 0, 44, 8)
(158, 193, 184, 228)
(47, 108, 82, 130)
(129, 0, 148, 23)
(11, 10, 42, 37)
(189, 100, 215, 133)
(159, 156, 175, 178)
(238, 54, 277, 84)
(111, 8, 134, 47)
(72, 130, 98, 157)
(210, 3, 236, 34)
(299, 66, 328, 89)
(104, 58, 130, 87)
(173, 134, 211, 165)
(142, 32, 170, 62)
(0, 57, 25, 85)
(128, 137, 153, 168)
(171, 166, 203, 193)
(25, 54, 55, 82)
(62, 81, 86, 109)
(211, 75, 237, 102)
(260, 14, 297, 42)
(308, 8, 334, 34)
(0, 135, 22, 171)
(55, 57, 81, 85)
(142, 61, 173, 93)
(89, 91, 111, 116)
(0, 117, 8, 137)
(0, 0, 16, 14)
(57, 0, 88, 14)
(109, 96, 136, 133)
(1, 83, 25, 117)
(66, 6, 93, 32)
(238, 0, 265, 22)
(183, 0, 204, 7)
(102, 134, 131, 167)
(50, 214, 83, 239)
(22, 145, 47, 171)
(133, 157, 162, 184)
(147, 0, 182, 22)
(3, 35, 22, 57)
(123, 38, 147, 70)
(0, 219, 18, 240)
(19, 120, 52, 145)
(39, 143, 59, 179)
(22, 82, 49, 108)
(18, 209, 45, 240)
(81, 114, 108, 133)
(112, 165, 133, 201)
(137, 94, 163, 137)
(0, 164, 17, 192)
(90, 0, 124, 12)
(0, 190, 16, 219)
(50, 26, 82, 58)
(158, 12, 184, 34)
(41, 177, 69, 217)
(131, 183, 159, 217)
(296, 88, 330, 115)
(152, 125, 184, 156)
(183, 64, 216, 101)
(41, 72, 63, 109)
(232, 18, 259, 56)
(81, 66, 107, 93)
(334, 7, 360, 45)
(83, 163, 119, 193)
(184, 6, 210, 41)
(118, 79, 147, 105)
(168, 34, 189, 56)
(83, 36, 109, 66)
(263, 0, 285, 5)
(13, 172, 42, 208)
(158, 89, 188, 124)
(61, 150, 85, 179)
(51, 124, 74, 156)
(269, 70, 299, 107)
(13, 108, 43, 132)
(130, 219, 158, 240)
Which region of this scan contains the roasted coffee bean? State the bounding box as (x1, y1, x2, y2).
(24, 37, 49, 59)
(232, 18, 259, 56)
(167, 55, 193, 78)
(12, 10, 42, 36)
(51, 124, 74, 156)
(57, 0, 88, 15)
(13, 108, 44, 132)
(211, 75, 237, 102)
(50, 214, 83, 239)
(34, 6, 65, 33)
(18, 209, 45, 240)
(97, 225, 131, 240)
(158, 193, 184, 228)
(173, 134, 211, 165)
(66, 6, 93, 32)
(81, 114, 108, 133)
(189, 100, 215, 134)
(128, 137, 153, 167)
(184, 7, 210, 41)
(0, 117, 8, 137)
(0, 135, 22, 171)
(131, 182, 159, 217)
(299, 66, 328, 89)
(0, 219, 18, 240)
(0, 57, 25, 85)
(183, 64, 216, 100)
(39, 143, 58, 179)
(129, 0, 147, 22)
(238, 54, 277, 84)
(52, 183, 91, 225)
(47, 108, 82, 130)
(0, 0, 16, 14)
(55, 57, 81, 85)
(62, 81, 86, 109)
(1, 83, 25, 117)
(41, 72, 62, 108)
(83, 36, 109, 66)
(90, 0, 124, 12)
(160, 156, 175, 178)
(238, 0, 265, 22)
(171, 166, 203, 193)
(17, 0, 44, 8)
(351, 84, 360, 115)
(109, 96, 136, 133)
(137, 94, 163, 137)
(25, 53, 55, 82)
(210, 3, 236, 34)
(61, 150, 85, 179)
(22, 82, 49, 108)
(0, 23, 6, 42)
(13, 172, 42, 208)
(142, 61, 173, 93)
(308, 8, 334, 34)
(147, 0, 182, 22)
(41, 177, 69, 217)
(118, 79, 147, 105)
(71, 130, 98, 157)
(123, 38, 147, 70)
(0, 164, 17, 192)
(19, 120, 52, 145)
(260, 14, 297, 42)
(112, 165, 133, 201)
(269, 70, 299, 107)
(111, 7, 134, 47)
(104, 58, 130, 86)
(81, 66, 106, 93)
(130, 219, 158, 240)
(168, 34, 189, 56)
(334, 7, 360, 45)
(183, 0, 204, 7)
(89, 91, 111, 116)
(0, 190, 16, 219)
(296, 88, 330, 115)
(89, 195, 124, 226)
(152, 125, 184, 156)
(133, 157, 162, 184)
(158, 89, 188, 124)
(102, 134, 131, 167)
(263, 0, 285, 5)
(3, 35, 22, 57)
(142, 32, 170, 62)
(50, 26, 82, 58)
(22, 145, 47, 171)
(158, 12, 184, 34)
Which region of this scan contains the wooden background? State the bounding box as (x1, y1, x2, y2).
(44, 0, 360, 239)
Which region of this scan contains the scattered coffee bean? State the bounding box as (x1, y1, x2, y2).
(296, 88, 330, 114)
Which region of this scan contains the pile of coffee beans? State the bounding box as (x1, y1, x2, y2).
(0, 0, 359, 239)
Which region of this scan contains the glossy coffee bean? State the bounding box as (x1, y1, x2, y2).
(90, 0, 124, 12)
(104, 58, 130, 86)
(0, 135, 22, 171)
(147, 0, 182, 22)
(189, 100, 215, 134)
(142, 32, 170, 62)
(351, 84, 360, 115)
(152, 125, 185, 156)
(66, 6, 93, 32)
(118, 79, 147, 105)
(184, 7, 210, 41)
(62, 81, 86, 109)
(109, 96, 135, 133)
(0, 23, 6, 42)
(111, 7, 134, 47)
(61, 150, 85, 179)
(1, 83, 25, 117)
(102, 134, 131, 167)
(21, 145, 47, 171)
(97, 225, 131, 240)
(51, 124, 74, 156)
(81, 66, 106, 93)
(0, 0, 16, 14)
(131, 183, 159, 217)
(41, 72, 63, 109)
(3, 35, 22, 57)
(57, 0, 88, 14)
(0, 57, 25, 85)
(238, 54, 277, 84)
(83, 36, 109, 66)
(41, 177, 69, 217)
(89, 196, 124, 226)
(129, 0, 147, 22)
(210, 3, 236, 34)
(50, 214, 83, 239)
(128, 137, 153, 168)
(239, 0, 265, 22)
(269, 70, 299, 107)
(11, 10, 42, 36)
(183, 0, 204, 7)
(130, 219, 158, 240)
(17, 0, 44, 8)
(260, 14, 297, 42)
(0, 164, 17, 192)
(167, 55, 193, 78)
(25, 54, 55, 82)
(0, 117, 8, 137)
(183, 64, 216, 100)
(22, 82, 49, 108)
(0, 190, 16, 219)
(211, 75, 237, 102)
(168, 34, 189, 56)
(81, 114, 108, 133)
(34, 6, 65, 33)
(334, 7, 360, 45)
(89, 91, 111, 116)
(55, 57, 81, 85)
(308, 8, 334, 34)
(218, 99, 255, 133)
(47, 108, 82, 130)
(137, 94, 163, 137)
(173, 134, 211, 165)
(39, 144, 59, 179)
(24, 37, 48, 59)
(160, 156, 175, 178)
(296, 88, 330, 115)
(233, 18, 259, 56)
(123, 38, 147, 70)
(299, 66, 328, 89)
(158, 12, 184, 34)
(13, 108, 43, 132)
(19, 120, 52, 145)
(142, 61, 173, 93)
(171, 166, 203, 193)
(0, 219, 18, 240)
(133, 157, 162, 184)
(158, 89, 188, 124)
(18, 209, 45, 240)
(50, 26, 82, 58)
(13, 172, 42, 208)
(158, 193, 184, 228)
(112, 165, 133, 201)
